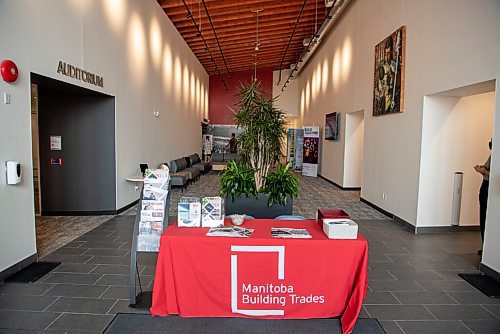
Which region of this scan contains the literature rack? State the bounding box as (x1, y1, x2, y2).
(129, 169, 170, 307)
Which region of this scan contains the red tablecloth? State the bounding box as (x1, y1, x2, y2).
(150, 219, 368, 334)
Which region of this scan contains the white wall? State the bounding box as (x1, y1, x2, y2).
(344, 111, 364, 188)
(273, 70, 299, 117)
(417, 93, 494, 227)
(0, 0, 208, 272)
(295, 0, 500, 272)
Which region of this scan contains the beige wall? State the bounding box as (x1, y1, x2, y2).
(294, 0, 500, 272)
(0, 0, 208, 271)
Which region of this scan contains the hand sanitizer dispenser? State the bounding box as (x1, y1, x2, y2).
(6, 161, 21, 185)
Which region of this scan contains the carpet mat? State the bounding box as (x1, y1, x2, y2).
(5, 261, 60, 283)
(104, 313, 385, 334)
(458, 272, 500, 298)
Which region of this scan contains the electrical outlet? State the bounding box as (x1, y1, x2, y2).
(381, 193, 386, 200)
(134, 185, 139, 191)
(4, 93, 11, 104)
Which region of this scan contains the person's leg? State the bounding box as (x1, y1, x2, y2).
(479, 180, 489, 242)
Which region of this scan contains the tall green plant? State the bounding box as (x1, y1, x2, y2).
(232, 81, 287, 191)
(219, 160, 257, 201)
(262, 162, 299, 206)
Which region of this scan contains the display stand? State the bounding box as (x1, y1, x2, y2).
(129, 175, 170, 308)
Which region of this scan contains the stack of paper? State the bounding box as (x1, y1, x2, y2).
(178, 197, 201, 227)
(206, 226, 254, 238)
(138, 169, 169, 252)
(271, 228, 312, 239)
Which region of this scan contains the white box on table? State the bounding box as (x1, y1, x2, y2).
(323, 219, 358, 239)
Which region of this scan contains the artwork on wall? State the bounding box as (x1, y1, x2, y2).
(325, 112, 340, 141)
(373, 26, 406, 116)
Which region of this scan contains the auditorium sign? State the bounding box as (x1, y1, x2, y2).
(57, 61, 103, 88)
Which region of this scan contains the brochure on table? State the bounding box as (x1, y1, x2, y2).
(178, 196, 225, 228)
(302, 125, 320, 177)
(137, 169, 169, 252)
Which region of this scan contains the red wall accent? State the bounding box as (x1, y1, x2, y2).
(209, 68, 274, 125)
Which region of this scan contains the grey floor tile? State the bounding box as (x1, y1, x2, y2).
(95, 274, 130, 286)
(51, 247, 89, 256)
(447, 292, 500, 305)
(461, 320, 500, 334)
(397, 320, 473, 334)
(389, 270, 444, 281)
(51, 263, 98, 274)
(45, 313, 114, 332)
(368, 261, 416, 271)
(368, 280, 424, 292)
(107, 299, 150, 315)
(39, 254, 93, 264)
(378, 320, 404, 334)
(63, 241, 86, 248)
(364, 305, 434, 320)
(81, 248, 129, 257)
(0, 329, 41, 333)
(0, 295, 57, 312)
(363, 292, 400, 305)
(85, 255, 130, 265)
(367, 270, 396, 281)
(0, 310, 60, 331)
(44, 284, 108, 298)
(100, 286, 129, 299)
(436, 270, 476, 281)
(482, 304, 500, 319)
(417, 280, 476, 292)
(41, 273, 103, 285)
(80, 241, 125, 249)
(139, 265, 157, 276)
(392, 292, 457, 305)
(0, 283, 55, 296)
(46, 297, 116, 314)
(425, 305, 496, 320)
(90, 264, 131, 275)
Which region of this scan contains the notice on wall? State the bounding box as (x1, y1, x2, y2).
(50, 136, 62, 151)
(302, 126, 319, 177)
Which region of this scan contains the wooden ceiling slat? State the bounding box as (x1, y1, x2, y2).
(158, 0, 327, 75)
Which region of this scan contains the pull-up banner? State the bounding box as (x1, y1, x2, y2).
(302, 126, 319, 177)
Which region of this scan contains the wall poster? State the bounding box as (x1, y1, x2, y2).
(302, 126, 320, 177)
(373, 26, 406, 116)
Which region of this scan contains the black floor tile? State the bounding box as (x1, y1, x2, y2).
(482, 304, 500, 319)
(364, 305, 434, 320)
(82, 248, 129, 257)
(100, 286, 129, 299)
(425, 305, 497, 320)
(90, 264, 131, 275)
(0, 310, 60, 331)
(0, 283, 55, 296)
(462, 320, 500, 334)
(363, 291, 400, 305)
(44, 284, 108, 298)
(0, 295, 57, 312)
(51, 263, 98, 274)
(41, 273, 103, 285)
(107, 299, 151, 315)
(397, 320, 473, 334)
(86, 256, 130, 265)
(368, 280, 425, 292)
(392, 292, 456, 304)
(95, 274, 130, 286)
(45, 313, 114, 332)
(45, 297, 117, 314)
(447, 292, 500, 305)
(378, 320, 403, 334)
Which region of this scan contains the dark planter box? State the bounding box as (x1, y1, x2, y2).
(225, 193, 293, 219)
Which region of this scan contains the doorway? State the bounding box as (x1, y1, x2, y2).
(343, 110, 365, 188)
(30, 73, 116, 255)
(417, 80, 496, 228)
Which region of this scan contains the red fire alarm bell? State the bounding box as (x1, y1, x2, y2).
(1, 60, 19, 83)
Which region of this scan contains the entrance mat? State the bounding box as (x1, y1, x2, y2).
(5, 261, 60, 283)
(104, 313, 385, 334)
(458, 272, 500, 298)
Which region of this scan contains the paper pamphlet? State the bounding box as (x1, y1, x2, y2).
(178, 197, 201, 227)
(206, 226, 254, 238)
(201, 196, 224, 227)
(271, 228, 312, 239)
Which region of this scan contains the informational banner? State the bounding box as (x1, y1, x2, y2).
(302, 126, 319, 177)
(286, 129, 304, 170)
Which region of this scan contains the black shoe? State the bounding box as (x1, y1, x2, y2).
(477, 249, 483, 255)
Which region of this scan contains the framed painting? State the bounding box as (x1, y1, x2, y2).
(373, 26, 406, 116)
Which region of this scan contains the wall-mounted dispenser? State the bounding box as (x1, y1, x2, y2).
(5, 161, 21, 185)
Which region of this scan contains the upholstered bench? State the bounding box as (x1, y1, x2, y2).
(189, 153, 212, 173)
(170, 158, 200, 184)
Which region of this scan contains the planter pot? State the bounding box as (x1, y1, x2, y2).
(225, 193, 293, 219)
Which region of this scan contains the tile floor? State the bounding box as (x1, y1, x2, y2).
(1, 215, 499, 333)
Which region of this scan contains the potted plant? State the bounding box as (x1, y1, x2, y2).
(220, 81, 299, 218)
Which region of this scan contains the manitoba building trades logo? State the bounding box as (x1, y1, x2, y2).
(230, 245, 325, 316)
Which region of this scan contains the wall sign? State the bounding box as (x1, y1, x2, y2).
(57, 61, 104, 88)
(50, 135, 62, 150)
